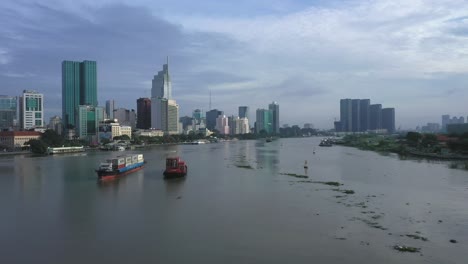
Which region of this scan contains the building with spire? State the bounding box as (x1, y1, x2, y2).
(151, 58, 179, 134)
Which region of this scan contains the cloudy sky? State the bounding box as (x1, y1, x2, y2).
(1, 0, 468, 129)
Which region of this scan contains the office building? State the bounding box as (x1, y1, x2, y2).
(76, 105, 104, 142)
(351, 99, 360, 132)
(216, 115, 230, 135)
(0, 95, 18, 131)
(369, 104, 382, 130)
(62, 60, 97, 129)
(20, 90, 43, 130)
(359, 99, 370, 132)
(239, 106, 249, 127)
(137, 98, 151, 129)
(105, 100, 115, 119)
(256, 108, 273, 134)
(206, 109, 223, 130)
(150, 59, 179, 134)
(269, 102, 280, 134)
(382, 108, 395, 133)
(114, 108, 136, 129)
(48, 116, 62, 135)
(340, 99, 352, 132)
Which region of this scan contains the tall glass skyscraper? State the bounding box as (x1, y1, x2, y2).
(62, 60, 97, 129)
(268, 102, 279, 134)
(0, 95, 18, 130)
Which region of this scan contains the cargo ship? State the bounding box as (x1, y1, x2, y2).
(96, 154, 145, 181)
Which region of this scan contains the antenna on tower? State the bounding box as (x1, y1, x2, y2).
(209, 89, 212, 110)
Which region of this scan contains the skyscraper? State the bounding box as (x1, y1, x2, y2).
(0, 95, 18, 130)
(76, 105, 104, 142)
(150, 58, 178, 133)
(151, 57, 172, 100)
(62, 60, 97, 129)
(206, 109, 223, 130)
(351, 99, 360, 132)
(137, 98, 151, 129)
(359, 99, 370, 132)
(369, 104, 382, 130)
(340, 99, 352, 132)
(256, 108, 273, 134)
(238, 106, 249, 127)
(269, 102, 280, 134)
(382, 108, 395, 133)
(20, 90, 43, 130)
(106, 99, 115, 119)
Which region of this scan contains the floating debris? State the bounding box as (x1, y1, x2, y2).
(235, 164, 254, 169)
(393, 245, 420, 253)
(335, 237, 347, 240)
(406, 234, 428, 241)
(280, 173, 308, 178)
(450, 239, 457, 243)
(342, 190, 355, 194)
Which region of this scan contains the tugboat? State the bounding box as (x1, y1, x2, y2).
(163, 157, 188, 178)
(96, 154, 145, 181)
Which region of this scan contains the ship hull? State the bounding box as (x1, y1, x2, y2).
(96, 162, 145, 181)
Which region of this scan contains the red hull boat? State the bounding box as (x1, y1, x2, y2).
(163, 157, 188, 178)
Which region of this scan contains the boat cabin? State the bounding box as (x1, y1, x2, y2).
(164, 157, 188, 178)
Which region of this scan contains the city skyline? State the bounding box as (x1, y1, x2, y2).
(1, 1, 468, 129)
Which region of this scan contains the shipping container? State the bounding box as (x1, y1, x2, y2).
(137, 154, 143, 161)
(118, 158, 125, 165)
(125, 157, 132, 165)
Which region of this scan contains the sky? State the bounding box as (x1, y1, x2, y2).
(1, 0, 468, 129)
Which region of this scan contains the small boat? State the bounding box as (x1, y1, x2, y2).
(164, 157, 188, 178)
(266, 137, 273, 142)
(319, 139, 332, 147)
(304, 160, 308, 169)
(96, 154, 145, 181)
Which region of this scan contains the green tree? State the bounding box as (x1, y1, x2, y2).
(406, 132, 422, 146)
(421, 134, 438, 147)
(113, 135, 131, 141)
(27, 139, 48, 154)
(41, 129, 64, 147)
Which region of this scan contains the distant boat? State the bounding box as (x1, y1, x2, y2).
(266, 137, 273, 142)
(116, 146, 125, 151)
(319, 139, 332, 147)
(304, 160, 308, 169)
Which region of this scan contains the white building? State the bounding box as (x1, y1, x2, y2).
(239, 118, 250, 134)
(216, 115, 230, 135)
(20, 90, 43, 130)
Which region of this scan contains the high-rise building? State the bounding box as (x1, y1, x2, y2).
(239, 118, 250, 134)
(0, 95, 18, 130)
(441, 115, 450, 132)
(192, 109, 204, 122)
(340, 99, 352, 132)
(76, 105, 104, 142)
(62, 60, 97, 129)
(150, 59, 178, 133)
(167, 99, 179, 134)
(238, 106, 249, 127)
(369, 104, 382, 130)
(48, 116, 62, 135)
(359, 99, 370, 132)
(216, 115, 230, 135)
(105, 100, 115, 119)
(256, 108, 273, 134)
(136, 98, 151, 129)
(114, 108, 137, 129)
(351, 99, 360, 132)
(269, 102, 280, 134)
(20, 90, 43, 130)
(382, 108, 395, 133)
(151, 57, 172, 100)
(206, 109, 223, 130)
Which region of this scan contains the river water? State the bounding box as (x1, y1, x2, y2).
(1, 137, 467, 263)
